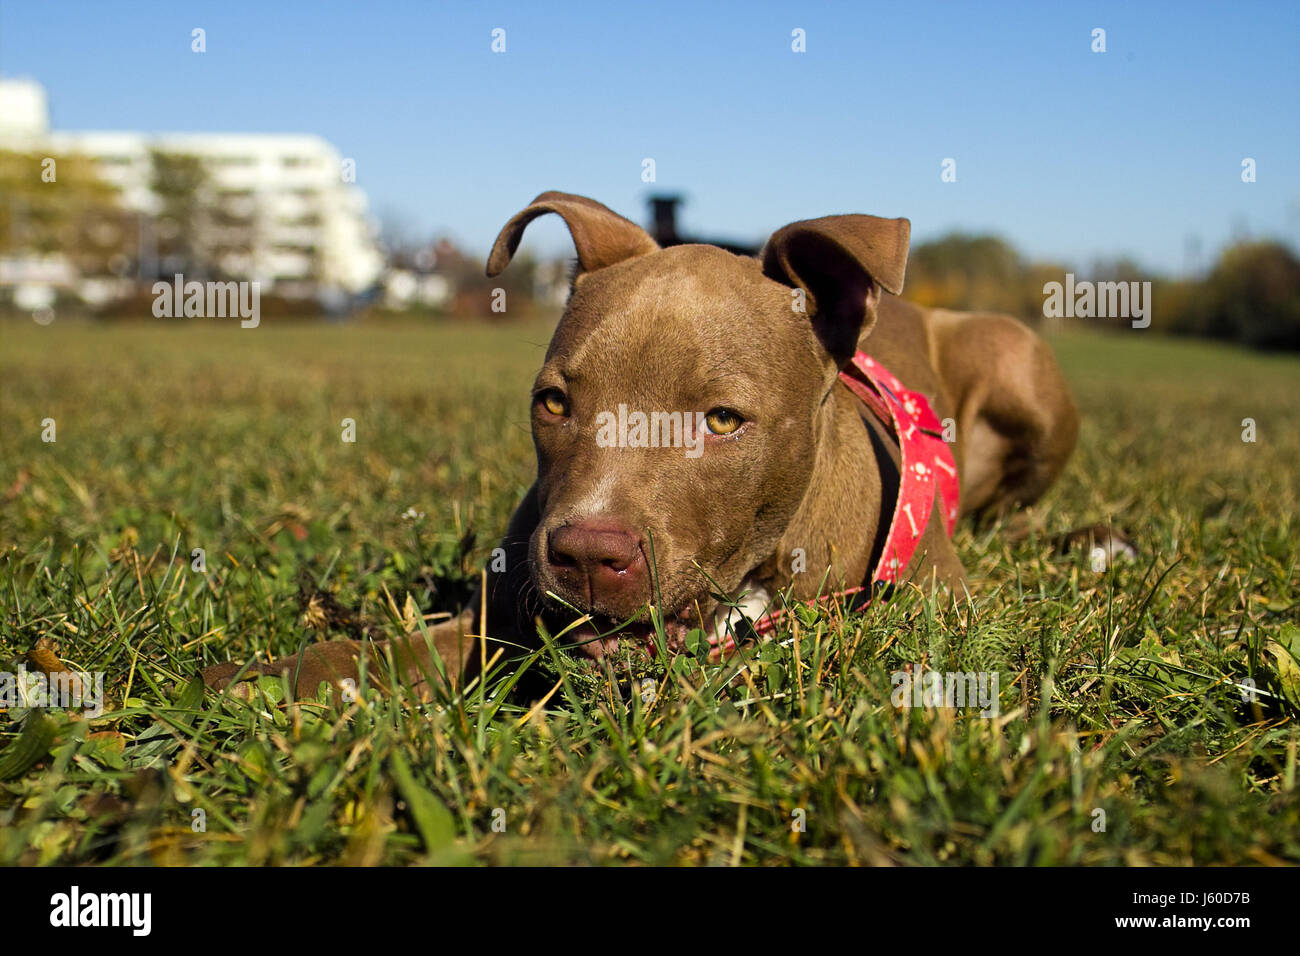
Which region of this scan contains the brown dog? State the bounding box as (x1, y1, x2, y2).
(201, 191, 1078, 697)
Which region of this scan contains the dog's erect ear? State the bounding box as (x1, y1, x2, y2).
(762, 215, 910, 367)
(486, 191, 658, 278)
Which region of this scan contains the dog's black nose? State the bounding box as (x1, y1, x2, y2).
(547, 521, 647, 605)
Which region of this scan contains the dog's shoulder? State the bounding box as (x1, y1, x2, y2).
(860, 296, 948, 406)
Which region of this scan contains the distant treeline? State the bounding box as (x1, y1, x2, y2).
(904, 234, 1300, 351)
(5, 139, 1296, 347)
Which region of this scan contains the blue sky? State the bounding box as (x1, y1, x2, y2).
(2, 0, 1297, 273)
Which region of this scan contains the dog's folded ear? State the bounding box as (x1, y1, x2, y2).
(487, 191, 658, 278)
(762, 215, 910, 367)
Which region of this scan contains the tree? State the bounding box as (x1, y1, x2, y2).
(904, 234, 1027, 315)
(148, 150, 211, 277)
(1198, 242, 1300, 350)
(0, 149, 136, 278)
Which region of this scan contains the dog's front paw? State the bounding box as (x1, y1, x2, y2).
(199, 659, 257, 695)
(199, 641, 369, 701)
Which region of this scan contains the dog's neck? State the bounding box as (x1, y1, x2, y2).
(751, 381, 889, 600)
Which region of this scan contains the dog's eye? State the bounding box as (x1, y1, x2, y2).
(536, 388, 569, 417)
(704, 408, 743, 435)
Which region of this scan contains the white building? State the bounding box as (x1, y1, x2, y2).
(0, 77, 49, 140)
(0, 77, 383, 296)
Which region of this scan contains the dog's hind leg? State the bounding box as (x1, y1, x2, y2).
(930, 311, 1079, 521)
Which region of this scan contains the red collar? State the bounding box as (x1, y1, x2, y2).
(753, 351, 959, 635)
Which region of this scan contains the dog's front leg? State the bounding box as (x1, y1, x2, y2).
(199, 486, 542, 700)
(198, 611, 476, 700)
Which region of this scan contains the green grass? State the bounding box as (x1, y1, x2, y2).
(1, 316, 1297, 865)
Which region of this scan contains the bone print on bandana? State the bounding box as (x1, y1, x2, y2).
(837, 351, 960, 584)
(751, 352, 961, 637)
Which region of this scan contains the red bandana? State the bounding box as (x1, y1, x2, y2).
(752, 351, 959, 635)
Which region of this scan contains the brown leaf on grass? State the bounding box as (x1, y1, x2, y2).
(26, 637, 96, 705)
(78, 791, 129, 821)
(26, 644, 65, 675)
(86, 731, 126, 754)
(109, 526, 140, 563)
(5, 468, 30, 500)
(402, 593, 421, 632)
(1264, 624, 1300, 709)
(297, 577, 380, 639)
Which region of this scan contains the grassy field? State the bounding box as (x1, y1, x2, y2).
(1, 316, 1297, 865)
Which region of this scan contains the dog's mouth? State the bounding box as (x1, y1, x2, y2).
(550, 592, 762, 663)
(558, 611, 692, 661)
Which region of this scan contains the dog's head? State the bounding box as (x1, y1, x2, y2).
(487, 191, 908, 656)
